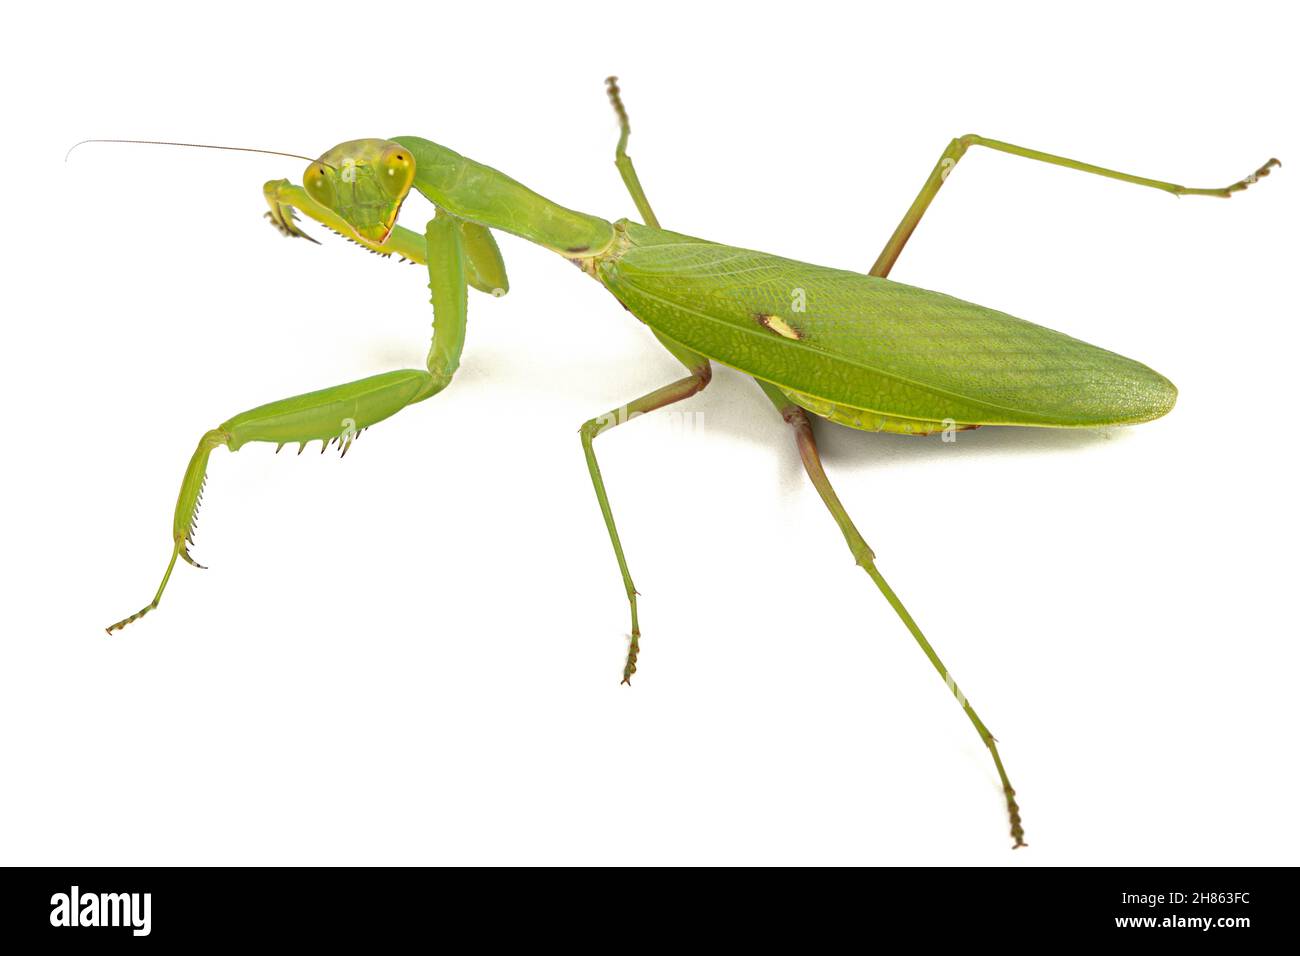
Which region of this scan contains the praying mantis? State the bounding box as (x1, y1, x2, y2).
(75, 78, 1279, 849)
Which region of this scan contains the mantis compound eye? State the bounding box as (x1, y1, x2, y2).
(303, 162, 335, 209)
(378, 146, 415, 198)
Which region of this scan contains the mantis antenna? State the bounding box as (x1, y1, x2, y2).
(65, 138, 329, 166)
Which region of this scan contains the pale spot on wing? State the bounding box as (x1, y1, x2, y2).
(755, 312, 803, 340)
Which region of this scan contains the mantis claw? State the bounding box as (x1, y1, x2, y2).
(1175, 157, 1282, 198)
(179, 549, 206, 570)
(263, 179, 321, 243)
(621, 628, 640, 685)
(264, 207, 319, 243)
(1225, 157, 1282, 196)
(106, 604, 155, 635)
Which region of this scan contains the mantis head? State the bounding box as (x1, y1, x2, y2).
(304, 139, 416, 243)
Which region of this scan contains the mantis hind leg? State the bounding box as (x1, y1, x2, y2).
(871, 135, 1280, 278)
(580, 341, 711, 683)
(756, 381, 1026, 848)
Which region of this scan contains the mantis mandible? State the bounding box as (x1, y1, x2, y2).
(75, 78, 1279, 849)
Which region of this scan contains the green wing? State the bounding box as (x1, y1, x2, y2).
(597, 221, 1176, 428)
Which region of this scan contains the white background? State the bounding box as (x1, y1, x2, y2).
(2, 1, 1296, 866)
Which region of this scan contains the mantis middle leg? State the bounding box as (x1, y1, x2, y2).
(594, 78, 715, 681)
(605, 76, 661, 230)
(870, 135, 1280, 278)
(580, 339, 711, 684)
(107, 210, 471, 632)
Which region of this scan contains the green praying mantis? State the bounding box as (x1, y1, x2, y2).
(73, 78, 1279, 849)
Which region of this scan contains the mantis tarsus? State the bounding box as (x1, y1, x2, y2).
(76, 77, 1279, 849)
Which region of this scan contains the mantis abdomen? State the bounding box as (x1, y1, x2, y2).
(595, 220, 1178, 430)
